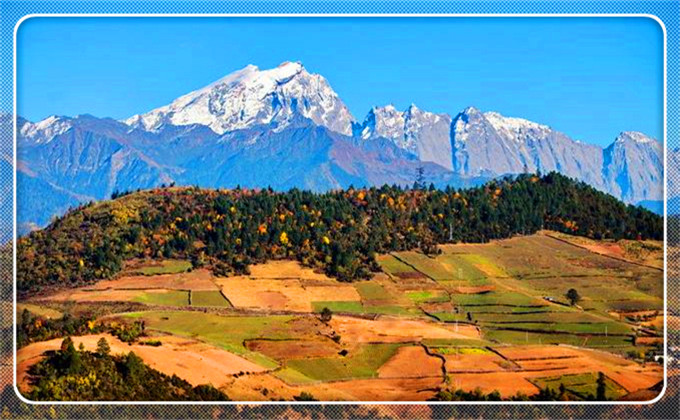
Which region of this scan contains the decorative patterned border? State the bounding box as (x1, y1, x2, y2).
(0, 1, 678, 418)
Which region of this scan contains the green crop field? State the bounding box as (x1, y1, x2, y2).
(19, 232, 663, 402)
(458, 254, 508, 278)
(530, 372, 627, 400)
(436, 253, 490, 285)
(312, 301, 364, 313)
(274, 367, 318, 385)
(472, 310, 609, 323)
(482, 329, 632, 349)
(430, 346, 491, 355)
(456, 236, 622, 279)
(377, 255, 418, 275)
(421, 338, 491, 347)
(16, 303, 63, 319)
(285, 343, 402, 381)
(355, 282, 390, 301)
(606, 298, 664, 312)
(133, 290, 189, 306)
(191, 290, 232, 307)
(451, 291, 545, 307)
(124, 310, 292, 365)
(313, 300, 416, 316)
(429, 311, 469, 322)
(362, 304, 419, 316)
(483, 321, 632, 335)
(133, 259, 192, 275)
(396, 252, 454, 281)
(464, 306, 554, 314)
(405, 290, 449, 304)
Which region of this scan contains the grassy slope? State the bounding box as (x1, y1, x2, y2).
(284, 343, 402, 382)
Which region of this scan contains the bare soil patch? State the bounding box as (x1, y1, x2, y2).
(255, 291, 290, 310)
(450, 285, 495, 294)
(444, 352, 510, 373)
(420, 301, 454, 314)
(222, 372, 354, 401)
(330, 315, 480, 343)
(636, 337, 663, 345)
(248, 260, 334, 281)
(378, 346, 443, 379)
(216, 276, 360, 312)
(493, 345, 584, 361)
(224, 373, 440, 401)
(447, 372, 539, 397)
(94, 268, 218, 291)
(42, 289, 145, 303)
(491, 345, 662, 394)
(394, 272, 427, 280)
(330, 377, 441, 401)
(545, 232, 663, 269)
(17, 333, 268, 392)
(246, 339, 340, 360)
(515, 357, 586, 371)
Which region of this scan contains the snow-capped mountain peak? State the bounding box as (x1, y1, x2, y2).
(124, 61, 354, 136)
(355, 104, 453, 169)
(462, 106, 483, 116)
(20, 115, 73, 144)
(360, 105, 406, 141)
(615, 131, 658, 145)
(483, 111, 551, 142)
(358, 104, 447, 142)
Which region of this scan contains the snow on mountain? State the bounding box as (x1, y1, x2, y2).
(453, 111, 663, 206)
(603, 131, 663, 204)
(125, 62, 355, 136)
(20, 116, 73, 144)
(483, 111, 552, 143)
(357, 105, 406, 143)
(614, 130, 657, 145)
(356, 104, 452, 170)
(452, 107, 621, 195)
(451, 106, 527, 176)
(13, 62, 666, 231)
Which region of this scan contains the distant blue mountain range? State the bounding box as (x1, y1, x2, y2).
(4, 62, 665, 239)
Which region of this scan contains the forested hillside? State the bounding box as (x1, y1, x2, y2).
(17, 173, 662, 297)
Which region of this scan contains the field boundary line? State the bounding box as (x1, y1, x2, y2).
(217, 289, 235, 307)
(484, 325, 631, 337)
(600, 372, 631, 394)
(419, 343, 447, 382)
(388, 253, 440, 284)
(543, 233, 663, 272)
(510, 355, 580, 361)
(484, 346, 522, 370)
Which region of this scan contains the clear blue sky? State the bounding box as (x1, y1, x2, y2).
(17, 17, 663, 146)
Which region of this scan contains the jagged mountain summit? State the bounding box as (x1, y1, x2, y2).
(354, 104, 453, 170)
(19, 115, 73, 144)
(603, 131, 664, 203)
(125, 61, 355, 136)
(12, 61, 664, 237)
(450, 106, 607, 188)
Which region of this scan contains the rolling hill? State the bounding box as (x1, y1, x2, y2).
(17, 172, 662, 298)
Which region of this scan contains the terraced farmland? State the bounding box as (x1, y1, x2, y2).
(18, 232, 663, 402)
